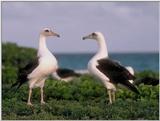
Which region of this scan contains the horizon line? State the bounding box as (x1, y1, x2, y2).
(2, 42, 159, 54)
(54, 51, 159, 54)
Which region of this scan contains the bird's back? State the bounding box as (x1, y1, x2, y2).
(96, 58, 139, 94)
(97, 58, 135, 83)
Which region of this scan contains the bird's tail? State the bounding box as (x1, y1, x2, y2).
(3, 80, 20, 97)
(11, 81, 19, 89)
(11, 72, 28, 92)
(10, 80, 23, 92)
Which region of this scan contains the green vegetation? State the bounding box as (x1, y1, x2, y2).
(2, 42, 159, 120)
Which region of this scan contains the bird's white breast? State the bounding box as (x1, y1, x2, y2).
(39, 55, 58, 74)
(88, 58, 107, 81)
(28, 55, 58, 79)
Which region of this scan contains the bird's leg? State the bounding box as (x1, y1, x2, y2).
(112, 91, 116, 102)
(27, 88, 33, 106)
(108, 90, 112, 104)
(40, 87, 45, 105)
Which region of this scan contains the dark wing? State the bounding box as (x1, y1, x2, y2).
(56, 68, 81, 78)
(96, 58, 139, 94)
(11, 57, 39, 90)
(19, 57, 39, 75)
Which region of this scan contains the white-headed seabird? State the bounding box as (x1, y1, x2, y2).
(82, 32, 139, 104)
(11, 28, 60, 106)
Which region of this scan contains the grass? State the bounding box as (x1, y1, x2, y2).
(2, 74, 159, 120)
(2, 43, 159, 120)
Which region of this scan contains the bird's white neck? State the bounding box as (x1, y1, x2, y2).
(95, 36, 108, 59)
(38, 35, 51, 57)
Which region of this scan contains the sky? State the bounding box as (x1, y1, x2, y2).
(2, 2, 159, 53)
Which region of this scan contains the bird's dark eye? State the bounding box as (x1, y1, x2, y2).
(92, 33, 96, 36)
(45, 30, 49, 32)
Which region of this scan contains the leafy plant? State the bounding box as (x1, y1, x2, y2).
(2, 42, 159, 120)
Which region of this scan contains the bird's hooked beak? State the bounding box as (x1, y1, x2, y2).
(51, 31, 60, 37)
(82, 34, 92, 40)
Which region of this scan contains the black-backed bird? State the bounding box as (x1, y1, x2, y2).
(82, 32, 139, 104)
(11, 28, 60, 106)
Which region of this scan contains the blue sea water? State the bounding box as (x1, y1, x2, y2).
(54, 53, 159, 72)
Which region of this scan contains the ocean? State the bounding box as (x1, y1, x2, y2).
(54, 53, 159, 72)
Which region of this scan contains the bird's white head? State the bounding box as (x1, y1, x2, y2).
(82, 32, 104, 41)
(40, 28, 60, 37)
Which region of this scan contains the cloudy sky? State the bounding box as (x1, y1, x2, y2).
(2, 2, 159, 53)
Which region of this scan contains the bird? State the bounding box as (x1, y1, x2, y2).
(82, 32, 139, 104)
(52, 68, 81, 82)
(11, 27, 60, 106)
